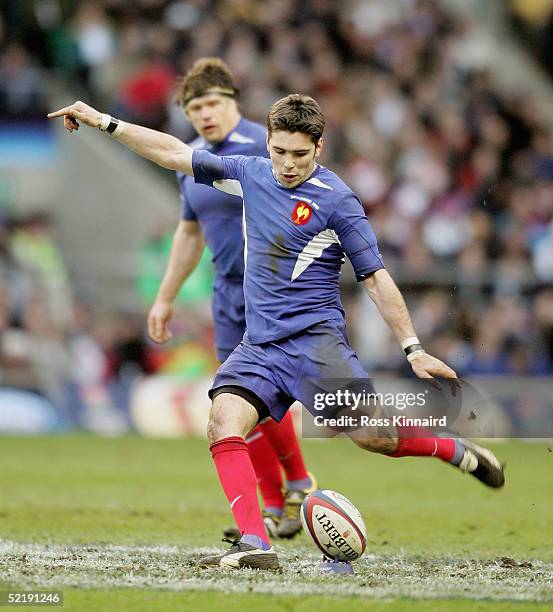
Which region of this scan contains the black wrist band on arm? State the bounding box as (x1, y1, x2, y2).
(404, 343, 423, 356)
(106, 118, 120, 134)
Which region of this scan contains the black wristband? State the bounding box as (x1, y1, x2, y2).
(106, 118, 120, 134)
(404, 343, 423, 356)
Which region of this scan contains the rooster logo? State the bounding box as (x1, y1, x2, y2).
(292, 202, 313, 225)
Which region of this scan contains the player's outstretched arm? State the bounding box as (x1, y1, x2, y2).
(47, 101, 194, 175)
(363, 269, 460, 388)
(148, 220, 205, 343)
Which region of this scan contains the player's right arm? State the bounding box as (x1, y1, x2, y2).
(329, 193, 460, 388)
(148, 220, 205, 343)
(47, 101, 194, 174)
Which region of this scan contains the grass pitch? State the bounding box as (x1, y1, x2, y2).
(0, 435, 552, 610)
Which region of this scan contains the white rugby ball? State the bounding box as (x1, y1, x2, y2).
(301, 489, 367, 562)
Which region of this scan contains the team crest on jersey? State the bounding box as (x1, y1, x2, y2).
(292, 201, 313, 225)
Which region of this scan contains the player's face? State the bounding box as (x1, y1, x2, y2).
(185, 94, 240, 143)
(268, 131, 323, 189)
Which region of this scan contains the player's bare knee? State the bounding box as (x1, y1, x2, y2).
(207, 392, 259, 444)
(206, 397, 229, 443)
(206, 410, 223, 444)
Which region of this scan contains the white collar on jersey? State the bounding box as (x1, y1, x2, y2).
(228, 131, 255, 144)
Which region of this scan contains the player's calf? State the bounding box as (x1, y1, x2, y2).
(346, 420, 505, 489)
(347, 429, 398, 454)
(344, 408, 398, 454)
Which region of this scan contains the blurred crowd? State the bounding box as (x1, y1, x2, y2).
(0, 211, 161, 430)
(1, 0, 553, 388)
(0, 208, 218, 429)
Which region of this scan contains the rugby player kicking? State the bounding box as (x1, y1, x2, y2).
(49, 92, 505, 572)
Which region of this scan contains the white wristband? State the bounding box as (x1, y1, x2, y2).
(401, 336, 420, 350)
(406, 349, 426, 363)
(99, 114, 111, 131)
(110, 120, 127, 138)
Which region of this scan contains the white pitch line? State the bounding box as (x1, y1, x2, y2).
(0, 541, 552, 602)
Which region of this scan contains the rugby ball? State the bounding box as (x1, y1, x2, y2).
(301, 490, 367, 562)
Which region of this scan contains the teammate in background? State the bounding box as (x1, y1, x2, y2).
(49, 94, 505, 572)
(147, 58, 316, 539)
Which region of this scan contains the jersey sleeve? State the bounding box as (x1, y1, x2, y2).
(328, 193, 385, 281)
(192, 149, 248, 186)
(177, 172, 197, 221)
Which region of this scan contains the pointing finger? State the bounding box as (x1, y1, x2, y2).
(47, 106, 75, 119)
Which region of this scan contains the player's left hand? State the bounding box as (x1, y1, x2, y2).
(47, 100, 103, 132)
(409, 352, 461, 394)
(147, 300, 174, 344)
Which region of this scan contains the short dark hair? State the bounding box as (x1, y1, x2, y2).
(175, 57, 239, 107)
(267, 94, 325, 144)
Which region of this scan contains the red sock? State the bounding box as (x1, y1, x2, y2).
(258, 411, 308, 481)
(388, 425, 455, 462)
(210, 436, 269, 544)
(246, 427, 284, 510)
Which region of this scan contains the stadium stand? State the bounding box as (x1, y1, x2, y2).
(1, 0, 553, 432)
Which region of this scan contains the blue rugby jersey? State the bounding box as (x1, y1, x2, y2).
(192, 151, 385, 344)
(177, 118, 268, 280)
